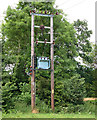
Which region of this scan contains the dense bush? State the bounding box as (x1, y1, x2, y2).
(64, 75, 86, 105)
(82, 100, 96, 114)
(11, 95, 51, 113)
(15, 100, 96, 114)
(54, 100, 96, 114)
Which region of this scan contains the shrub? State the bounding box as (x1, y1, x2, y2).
(82, 100, 96, 114)
(64, 74, 86, 105)
(54, 100, 96, 114)
(35, 96, 51, 113)
(14, 101, 31, 113)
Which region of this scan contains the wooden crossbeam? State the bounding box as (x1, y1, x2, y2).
(32, 69, 53, 71)
(34, 25, 50, 29)
(36, 41, 52, 44)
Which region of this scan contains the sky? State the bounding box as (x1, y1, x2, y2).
(0, 0, 96, 43)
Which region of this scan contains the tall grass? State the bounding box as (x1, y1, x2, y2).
(2, 96, 96, 119)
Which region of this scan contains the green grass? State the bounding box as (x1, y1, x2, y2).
(2, 100, 96, 119)
(2, 113, 95, 118)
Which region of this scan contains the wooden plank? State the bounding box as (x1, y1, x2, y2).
(51, 16, 54, 111)
(34, 25, 50, 29)
(37, 41, 52, 44)
(83, 98, 97, 101)
(31, 14, 35, 111)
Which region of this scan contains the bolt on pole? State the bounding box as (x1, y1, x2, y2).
(31, 14, 35, 111)
(51, 16, 54, 111)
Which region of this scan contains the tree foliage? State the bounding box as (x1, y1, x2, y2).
(1, 1, 94, 112)
(73, 20, 95, 97)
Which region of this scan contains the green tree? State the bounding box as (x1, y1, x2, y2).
(73, 19, 95, 97)
(64, 74, 86, 105)
(73, 19, 92, 63)
(1, 1, 90, 111)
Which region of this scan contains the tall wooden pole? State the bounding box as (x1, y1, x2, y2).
(51, 16, 54, 110)
(31, 14, 35, 111)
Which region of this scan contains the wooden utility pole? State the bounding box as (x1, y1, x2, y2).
(31, 14, 35, 111)
(30, 12, 55, 111)
(51, 16, 54, 110)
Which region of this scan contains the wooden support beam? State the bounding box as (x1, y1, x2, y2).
(34, 25, 50, 29)
(51, 16, 54, 111)
(36, 41, 52, 44)
(31, 14, 35, 112)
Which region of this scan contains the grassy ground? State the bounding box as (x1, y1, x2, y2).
(2, 113, 95, 118)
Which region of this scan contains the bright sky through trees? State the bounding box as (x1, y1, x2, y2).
(0, 0, 96, 43)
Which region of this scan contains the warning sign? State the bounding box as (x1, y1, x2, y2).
(52, 89, 54, 94)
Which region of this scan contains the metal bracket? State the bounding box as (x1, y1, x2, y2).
(30, 13, 54, 17)
(32, 69, 53, 71)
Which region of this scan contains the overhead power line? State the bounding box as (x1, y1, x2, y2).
(55, 0, 87, 11)
(55, 0, 72, 7)
(63, 0, 87, 11)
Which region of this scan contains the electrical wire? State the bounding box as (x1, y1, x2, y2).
(63, 0, 88, 11)
(55, 0, 87, 11)
(55, 0, 72, 8)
